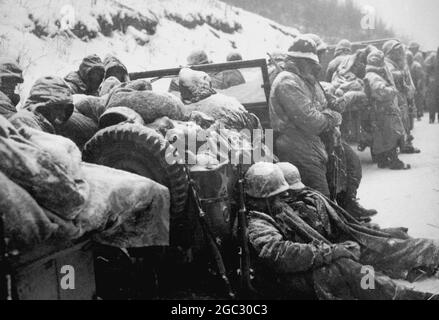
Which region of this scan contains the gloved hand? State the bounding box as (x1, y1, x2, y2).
(332, 241, 361, 262)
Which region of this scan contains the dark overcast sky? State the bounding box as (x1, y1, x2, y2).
(352, 0, 439, 51)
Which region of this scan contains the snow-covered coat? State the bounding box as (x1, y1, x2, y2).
(9, 76, 74, 134)
(325, 54, 349, 83)
(365, 67, 405, 154)
(269, 62, 341, 196)
(248, 190, 439, 300)
(64, 54, 105, 96)
(103, 55, 129, 82)
(385, 58, 416, 132)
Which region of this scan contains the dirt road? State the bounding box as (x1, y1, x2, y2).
(356, 117, 439, 240)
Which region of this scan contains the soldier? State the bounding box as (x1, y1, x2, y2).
(326, 39, 352, 82)
(216, 51, 246, 89)
(269, 35, 341, 197)
(64, 54, 105, 96)
(226, 51, 243, 62)
(9, 76, 74, 133)
(406, 51, 426, 120)
(102, 55, 129, 83)
(304, 33, 328, 80)
(408, 42, 421, 57)
(365, 50, 409, 170)
(0, 59, 24, 118)
(425, 50, 439, 123)
(269, 35, 375, 219)
(383, 40, 420, 154)
(245, 162, 439, 300)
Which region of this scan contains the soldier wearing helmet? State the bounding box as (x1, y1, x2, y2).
(326, 39, 352, 82)
(383, 39, 420, 154)
(245, 162, 439, 300)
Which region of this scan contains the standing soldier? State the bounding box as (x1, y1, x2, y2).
(425, 50, 439, 123)
(0, 59, 24, 118)
(326, 39, 352, 82)
(365, 50, 409, 170)
(383, 40, 420, 154)
(269, 35, 341, 197)
(64, 54, 105, 96)
(406, 51, 426, 120)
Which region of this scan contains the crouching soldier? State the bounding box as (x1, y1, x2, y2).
(245, 162, 439, 300)
(64, 54, 105, 96)
(0, 59, 24, 118)
(9, 76, 73, 133)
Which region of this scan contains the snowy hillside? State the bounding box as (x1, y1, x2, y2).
(0, 0, 299, 100)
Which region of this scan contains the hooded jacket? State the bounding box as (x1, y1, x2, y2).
(269, 61, 342, 196)
(64, 55, 104, 96)
(10, 76, 73, 133)
(103, 55, 129, 82)
(365, 66, 405, 154)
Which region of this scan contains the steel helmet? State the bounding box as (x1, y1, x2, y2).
(303, 33, 328, 53)
(244, 162, 290, 199)
(382, 40, 402, 56)
(335, 39, 352, 56)
(408, 42, 420, 51)
(276, 162, 305, 190)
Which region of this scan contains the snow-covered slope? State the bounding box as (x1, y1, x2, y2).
(0, 0, 299, 100)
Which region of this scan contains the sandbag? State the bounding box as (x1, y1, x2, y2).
(0, 132, 89, 220)
(106, 89, 185, 124)
(76, 163, 170, 248)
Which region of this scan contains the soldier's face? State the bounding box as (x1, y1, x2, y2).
(308, 61, 322, 79)
(39, 105, 71, 126)
(88, 69, 104, 91)
(106, 68, 126, 83)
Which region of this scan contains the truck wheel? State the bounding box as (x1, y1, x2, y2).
(83, 123, 188, 217)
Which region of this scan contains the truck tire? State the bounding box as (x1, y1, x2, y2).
(83, 123, 188, 218)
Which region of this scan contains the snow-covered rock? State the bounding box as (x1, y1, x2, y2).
(0, 0, 299, 105)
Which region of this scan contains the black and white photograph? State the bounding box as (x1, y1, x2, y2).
(0, 0, 439, 306)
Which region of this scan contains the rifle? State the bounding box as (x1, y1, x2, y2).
(185, 167, 235, 299)
(236, 164, 256, 298)
(267, 52, 283, 74)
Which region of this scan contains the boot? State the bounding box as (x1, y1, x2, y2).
(400, 145, 421, 154)
(376, 152, 390, 169)
(343, 197, 378, 220)
(400, 137, 421, 154)
(338, 191, 378, 220)
(388, 149, 411, 170)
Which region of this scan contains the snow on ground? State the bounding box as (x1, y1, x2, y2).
(357, 117, 439, 240)
(0, 0, 298, 103)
